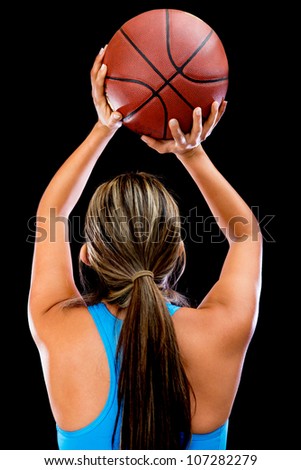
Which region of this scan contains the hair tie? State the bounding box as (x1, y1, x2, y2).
(131, 270, 154, 283)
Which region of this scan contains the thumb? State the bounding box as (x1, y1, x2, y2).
(107, 111, 123, 130)
(108, 111, 123, 130)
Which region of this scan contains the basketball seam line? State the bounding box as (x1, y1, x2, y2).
(120, 26, 228, 85)
(166, 10, 213, 74)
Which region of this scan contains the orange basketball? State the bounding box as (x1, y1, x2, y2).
(104, 9, 229, 139)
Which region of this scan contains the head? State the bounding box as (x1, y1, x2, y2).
(80, 171, 186, 308)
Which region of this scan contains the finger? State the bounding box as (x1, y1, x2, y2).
(141, 135, 166, 153)
(96, 63, 107, 82)
(202, 101, 219, 139)
(190, 107, 203, 144)
(98, 44, 107, 60)
(90, 45, 107, 81)
(141, 135, 160, 147)
(93, 63, 107, 99)
(215, 100, 228, 126)
(208, 101, 220, 128)
(169, 119, 187, 146)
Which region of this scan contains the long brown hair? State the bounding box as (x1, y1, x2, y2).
(81, 172, 193, 449)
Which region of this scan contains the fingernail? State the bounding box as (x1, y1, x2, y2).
(195, 107, 202, 116)
(169, 118, 177, 125)
(99, 47, 104, 55)
(100, 63, 106, 71)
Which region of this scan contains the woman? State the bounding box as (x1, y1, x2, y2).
(28, 48, 262, 450)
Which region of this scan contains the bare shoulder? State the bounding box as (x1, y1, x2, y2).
(172, 305, 253, 357)
(29, 303, 110, 430)
(172, 306, 220, 344)
(29, 302, 100, 353)
(172, 306, 251, 431)
(30, 302, 108, 393)
(172, 305, 227, 331)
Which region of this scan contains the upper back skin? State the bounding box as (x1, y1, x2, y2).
(33, 300, 253, 435)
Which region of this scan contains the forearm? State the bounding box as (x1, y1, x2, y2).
(37, 122, 115, 217)
(177, 146, 259, 242)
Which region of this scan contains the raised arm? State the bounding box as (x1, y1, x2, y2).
(141, 105, 262, 347)
(28, 49, 123, 338)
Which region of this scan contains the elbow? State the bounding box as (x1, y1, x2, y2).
(228, 212, 263, 246)
(252, 214, 263, 244)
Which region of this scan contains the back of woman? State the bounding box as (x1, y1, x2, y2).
(28, 50, 262, 450)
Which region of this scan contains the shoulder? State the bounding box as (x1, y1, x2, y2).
(29, 302, 98, 352)
(172, 305, 252, 356)
(172, 305, 219, 325)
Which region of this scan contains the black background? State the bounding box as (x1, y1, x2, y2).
(4, 1, 297, 450)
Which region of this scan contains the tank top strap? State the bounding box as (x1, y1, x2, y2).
(166, 302, 181, 316)
(87, 303, 122, 362)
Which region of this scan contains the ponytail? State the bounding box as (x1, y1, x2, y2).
(113, 273, 192, 450)
(82, 171, 194, 450)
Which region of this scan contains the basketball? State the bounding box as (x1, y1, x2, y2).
(103, 9, 229, 140)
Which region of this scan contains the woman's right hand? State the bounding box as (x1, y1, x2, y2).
(141, 101, 227, 157)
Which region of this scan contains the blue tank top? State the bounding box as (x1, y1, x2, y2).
(56, 302, 228, 450)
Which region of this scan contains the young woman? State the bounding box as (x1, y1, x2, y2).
(28, 48, 262, 450)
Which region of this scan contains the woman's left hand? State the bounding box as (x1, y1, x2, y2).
(90, 46, 123, 131)
(141, 101, 227, 156)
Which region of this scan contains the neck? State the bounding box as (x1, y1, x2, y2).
(103, 301, 127, 319)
